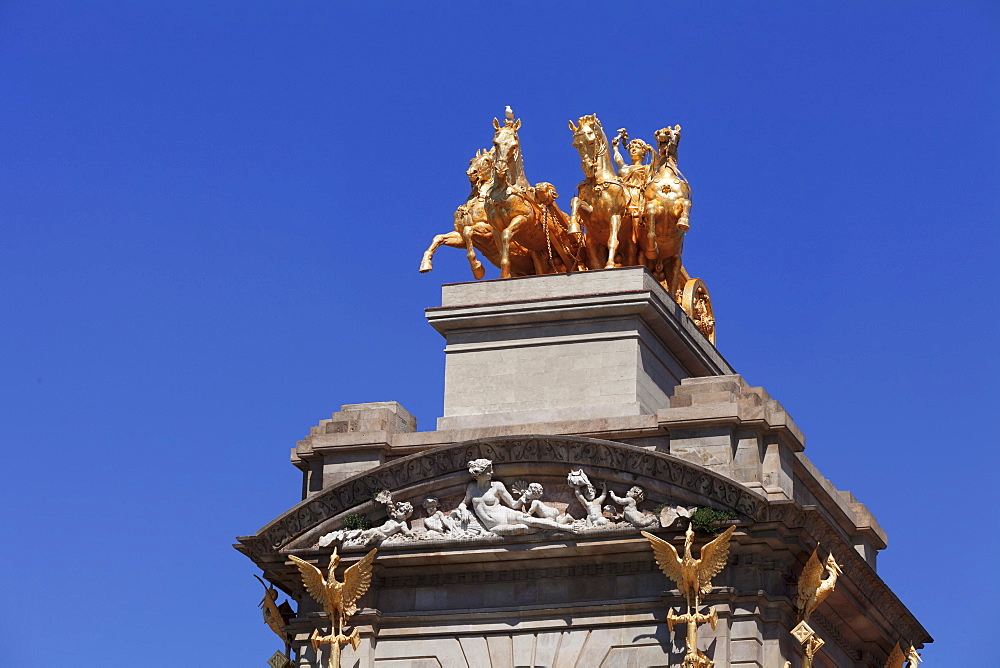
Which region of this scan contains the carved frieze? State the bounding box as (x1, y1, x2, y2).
(242, 435, 768, 558)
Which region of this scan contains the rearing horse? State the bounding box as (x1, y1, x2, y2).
(568, 114, 635, 270)
(485, 116, 580, 279)
(642, 125, 692, 297)
(419, 147, 535, 279)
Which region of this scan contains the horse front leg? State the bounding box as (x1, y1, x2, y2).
(502, 215, 533, 277)
(643, 203, 660, 261)
(621, 213, 638, 267)
(605, 212, 622, 269)
(499, 215, 528, 279)
(568, 196, 584, 235)
(420, 231, 463, 273)
(461, 225, 486, 279)
(490, 222, 510, 279)
(570, 197, 600, 269)
(677, 197, 692, 232)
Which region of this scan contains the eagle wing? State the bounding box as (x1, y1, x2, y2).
(795, 547, 823, 612)
(289, 555, 330, 609)
(341, 548, 378, 617)
(641, 531, 683, 588)
(696, 524, 735, 596)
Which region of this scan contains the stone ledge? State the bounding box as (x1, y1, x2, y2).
(660, 375, 805, 450)
(795, 453, 887, 550)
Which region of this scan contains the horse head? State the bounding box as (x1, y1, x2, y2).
(467, 147, 495, 185)
(654, 124, 682, 162)
(569, 114, 610, 179)
(492, 116, 523, 185)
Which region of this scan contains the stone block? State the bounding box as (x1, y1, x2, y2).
(730, 638, 763, 663)
(730, 617, 762, 640)
(429, 268, 733, 429)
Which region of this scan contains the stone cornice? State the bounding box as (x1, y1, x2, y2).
(766, 501, 931, 646)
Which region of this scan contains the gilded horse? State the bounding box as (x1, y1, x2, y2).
(485, 116, 581, 279)
(642, 125, 692, 297)
(567, 114, 635, 270)
(419, 147, 535, 279)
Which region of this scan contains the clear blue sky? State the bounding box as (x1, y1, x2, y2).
(1, 2, 996, 664)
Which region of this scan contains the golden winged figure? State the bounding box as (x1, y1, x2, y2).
(885, 641, 906, 668)
(796, 545, 842, 622)
(642, 523, 736, 614)
(289, 547, 377, 668)
(254, 574, 294, 649)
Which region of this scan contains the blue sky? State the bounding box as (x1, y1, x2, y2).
(1, 1, 996, 664)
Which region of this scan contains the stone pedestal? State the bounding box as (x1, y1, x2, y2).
(238, 270, 930, 668)
(427, 268, 734, 430)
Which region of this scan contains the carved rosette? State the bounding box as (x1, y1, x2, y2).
(681, 277, 715, 344)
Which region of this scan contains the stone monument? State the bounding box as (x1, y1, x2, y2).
(237, 111, 930, 667)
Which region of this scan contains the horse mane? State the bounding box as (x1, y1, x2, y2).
(494, 124, 531, 190)
(574, 114, 613, 179)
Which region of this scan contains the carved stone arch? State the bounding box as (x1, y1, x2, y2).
(240, 435, 768, 559)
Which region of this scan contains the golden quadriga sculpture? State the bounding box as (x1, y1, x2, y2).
(642, 522, 736, 668)
(792, 545, 843, 667)
(419, 108, 715, 344)
(289, 547, 377, 668)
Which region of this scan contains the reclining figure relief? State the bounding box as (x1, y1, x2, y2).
(453, 459, 579, 536)
(316, 461, 705, 549)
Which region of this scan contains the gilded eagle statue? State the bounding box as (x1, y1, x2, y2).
(289, 547, 378, 668)
(885, 641, 906, 668)
(885, 641, 922, 668)
(796, 545, 842, 622)
(642, 522, 736, 613)
(254, 574, 294, 648)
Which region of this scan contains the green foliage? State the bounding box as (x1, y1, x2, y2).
(689, 507, 737, 535)
(342, 512, 372, 531)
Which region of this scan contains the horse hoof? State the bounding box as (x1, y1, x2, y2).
(473, 263, 486, 280)
(678, 221, 690, 232)
(419, 260, 433, 273)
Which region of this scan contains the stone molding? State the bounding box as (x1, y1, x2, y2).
(767, 501, 931, 646)
(377, 558, 661, 590)
(811, 610, 862, 663)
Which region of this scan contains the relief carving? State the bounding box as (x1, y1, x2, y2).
(249, 436, 769, 556)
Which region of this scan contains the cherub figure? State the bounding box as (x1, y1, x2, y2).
(360, 491, 414, 545)
(608, 485, 658, 528)
(518, 482, 575, 524)
(420, 497, 458, 538)
(567, 468, 608, 527)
